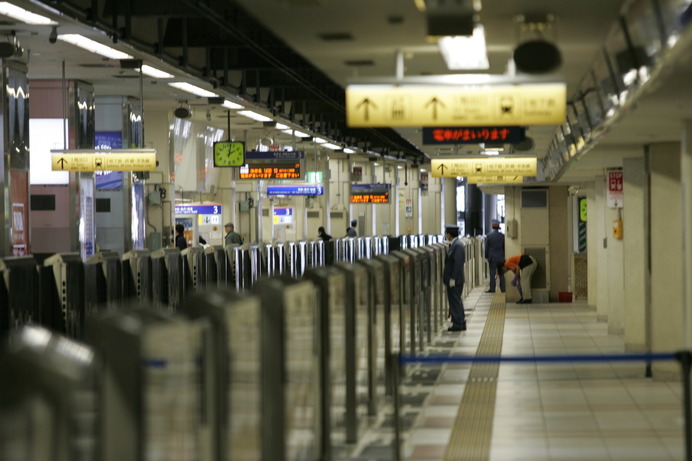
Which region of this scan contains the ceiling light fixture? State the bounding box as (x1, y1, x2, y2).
(58, 34, 133, 60)
(140, 65, 174, 79)
(0, 2, 56, 24)
(438, 24, 489, 70)
(313, 137, 327, 144)
(168, 82, 217, 98)
(343, 148, 356, 154)
(237, 110, 272, 122)
(222, 100, 244, 110)
(275, 123, 289, 130)
(282, 128, 310, 138)
(322, 142, 341, 150)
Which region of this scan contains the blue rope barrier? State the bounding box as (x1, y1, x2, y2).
(400, 352, 678, 365)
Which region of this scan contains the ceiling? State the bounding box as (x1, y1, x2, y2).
(4, 0, 692, 186)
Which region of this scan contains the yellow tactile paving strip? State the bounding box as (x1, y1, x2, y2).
(443, 293, 506, 461)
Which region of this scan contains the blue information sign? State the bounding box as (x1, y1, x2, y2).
(245, 150, 305, 160)
(267, 185, 324, 196)
(175, 204, 222, 215)
(351, 183, 391, 192)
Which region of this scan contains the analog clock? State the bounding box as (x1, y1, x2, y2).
(213, 141, 245, 167)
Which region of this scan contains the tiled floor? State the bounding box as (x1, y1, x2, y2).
(398, 288, 686, 461)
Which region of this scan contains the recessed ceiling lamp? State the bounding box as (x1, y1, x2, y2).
(58, 34, 132, 60)
(0, 2, 56, 24)
(438, 24, 489, 70)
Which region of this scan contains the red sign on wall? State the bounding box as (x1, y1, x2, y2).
(607, 169, 623, 208)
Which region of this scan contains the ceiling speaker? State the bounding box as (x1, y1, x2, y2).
(513, 40, 561, 74)
(0, 42, 17, 58)
(174, 107, 191, 119)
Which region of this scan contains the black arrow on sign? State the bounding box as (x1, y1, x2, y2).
(436, 163, 448, 175)
(356, 98, 377, 121)
(57, 157, 67, 170)
(425, 97, 445, 120)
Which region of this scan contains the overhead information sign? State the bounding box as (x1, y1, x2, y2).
(239, 162, 301, 180)
(346, 83, 566, 127)
(350, 183, 391, 204)
(422, 126, 526, 145)
(51, 149, 156, 172)
(431, 157, 537, 178)
(466, 176, 525, 184)
(267, 185, 324, 196)
(245, 150, 305, 160)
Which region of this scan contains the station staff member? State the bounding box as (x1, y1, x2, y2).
(443, 224, 466, 332)
(497, 254, 538, 304)
(224, 223, 244, 246)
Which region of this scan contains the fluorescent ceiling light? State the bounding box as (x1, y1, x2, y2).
(238, 110, 272, 122)
(322, 142, 341, 150)
(282, 128, 310, 138)
(275, 123, 289, 130)
(343, 148, 356, 154)
(223, 100, 244, 110)
(313, 137, 327, 144)
(0, 2, 56, 24)
(58, 34, 133, 60)
(438, 25, 489, 70)
(168, 82, 217, 98)
(140, 65, 173, 79)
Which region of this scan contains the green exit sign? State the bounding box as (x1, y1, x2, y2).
(306, 171, 323, 184)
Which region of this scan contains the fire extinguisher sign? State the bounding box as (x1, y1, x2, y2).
(607, 169, 623, 208)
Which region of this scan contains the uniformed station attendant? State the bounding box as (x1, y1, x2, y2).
(443, 224, 466, 332)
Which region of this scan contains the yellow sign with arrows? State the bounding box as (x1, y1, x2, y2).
(431, 157, 537, 178)
(466, 175, 525, 184)
(51, 149, 157, 172)
(346, 83, 566, 127)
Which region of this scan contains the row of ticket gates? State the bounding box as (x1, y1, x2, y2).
(0, 234, 488, 461)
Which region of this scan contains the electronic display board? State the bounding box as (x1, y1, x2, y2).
(239, 162, 301, 180)
(350, 183, 391, 204)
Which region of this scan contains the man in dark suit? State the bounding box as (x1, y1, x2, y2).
(485, 219, 506, 293)
(443, 224, 466, 332)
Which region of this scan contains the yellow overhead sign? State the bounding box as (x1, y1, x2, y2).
(466, 175, 525, 184)
(346, 83, 566, 127)
(51, 149, 157, 172)
(431, 157, 537, 178)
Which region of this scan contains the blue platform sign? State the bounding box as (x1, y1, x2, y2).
(351, 183, 391, 192)
(245, 150, 305, 160)
(267, 185, 324, 196)
(175, 204, 222, 215)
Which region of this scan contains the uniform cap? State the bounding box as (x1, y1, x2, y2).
(444, 224, 459, 234)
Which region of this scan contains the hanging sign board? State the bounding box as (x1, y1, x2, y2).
(239, 162, 301, 180)
(350, 183, 391, 204)
(346, 83, 566, 127)
(431, 157, 537, 178)
(267, 185, 324, 196)
(51, 149, 156, 172)
(466, 175, 525, 184)
(245, 150, 305, 160)
(422, 126, 526, 145)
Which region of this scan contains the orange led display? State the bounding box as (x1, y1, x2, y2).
(239, 162, 301, 180)
(350, 192, 390, 204)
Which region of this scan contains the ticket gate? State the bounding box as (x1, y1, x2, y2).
(150, 248, 184, 312)
(182, 289, 263, 461)
(85, 251, 123, 314)
(182, 246, 206, 291)
(122, 250, 152, 303)
(0, 325, 99, 461)
(204, 245, 227, 288)
(43, 253, 86, 338)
